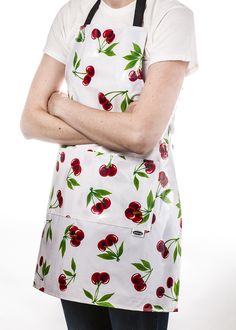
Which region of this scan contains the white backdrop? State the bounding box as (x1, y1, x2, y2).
(0, 1, 235, 329)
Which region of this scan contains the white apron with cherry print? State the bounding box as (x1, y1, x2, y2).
(33, 0, 183, 313)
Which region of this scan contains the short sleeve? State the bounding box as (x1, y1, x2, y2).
(42, 1, 72, 64)
(147, 5, 199, 77)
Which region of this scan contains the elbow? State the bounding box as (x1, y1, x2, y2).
(19, 112, 33, 139)
(130, 125, 157, 156)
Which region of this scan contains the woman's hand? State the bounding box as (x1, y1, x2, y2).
(47, 91, 68, 116)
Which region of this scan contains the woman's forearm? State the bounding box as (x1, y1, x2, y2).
(20, 107, 95, 145)
(54, 97, 148, 154)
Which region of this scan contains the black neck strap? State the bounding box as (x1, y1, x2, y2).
(84, 0, 146, 27)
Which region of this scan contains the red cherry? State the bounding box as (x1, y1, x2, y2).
(156, 240, 165, 253)
(102, 197, 111, 209)
(100, 272, 110, 284)
(91, 272, 101, 284)
(161, 246, 169, 259)
(103, 29, 113, 38)
(144, 160, 156, 174)
(71, 158, 80, 167)
(39, 256, 44, 266)
(56, 160, 59, 171)
(58, 196, 63, 208)
(75, 228, 84, 240)
(70, 238, 81, 247)
(131, 273, 142, 284)
(156, 286, 165, 298)
(91, 28, 101, 39)
(59, 283, 67, 291)
(167, 277, 174, 288)
(152, 213, 156, 224)
(39, 287, 45, 292)
(60, 152, 65, 162)
(97, 239, 107, 251)
(69, 225, 79, 235)
(129, 201, 141, 210)
(132, 214, 143, 223)
(106, 33, 115, 44)
(57, 190, 62, 198)
(107, 164, 117, 176)
(134, 281, 147, 291)
(137, 68, 143, 80)
(86, 65, 95, 77)
(99, 164, 109, 176)
(102, 99, 113, 111)
(143, 303, 152, 312)
(98, 92, 107, 105)
(125, 207, 136, 220)
(73, 164, 82, 176)
(91, 202, 104, 214)
(105, 234, 118, 246)
(128, 70, 138, 82)
(158, 171, 168, 187)
(58, 274, 66, 284)
(82, 74, 91, 86)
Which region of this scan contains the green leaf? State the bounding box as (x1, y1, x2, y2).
(133, 42, 142, 54)
(67, 180, 73, 190)
(173, 246, 178, 263)
(117, 241, 124, 257)
(49, 186, 54, 202)
(104, 50, 116, 56)
(160, 189, 172, 203)
(49, 226, 52, 240)
(96, 301, 114, 307)
(64, 270, 73, 277)
(59, 239, 66, 257)
(75, 59, 81, 70)
(71, 258, 76, 272)
(177, 242, 181, 256)
(140, 259, 151, 270)
(65, 224, 73, 234)
(97, 253, 116, 260)
(97, 293, 114, 302)
(137, 171, 149, 178)
(153, 305, 164, 310)
(69, 178, 80, 186)
(83, 289, 93, 300)
(133, 175, 139, 190)
(173, 280, 180, 299)
(93, 189, 112, 196)
(123, 54, 138, 61)
(73, 52, 78, 67)
(124, 59, 138, 70)
(86, 192, 92, 206)
(141, 214, 149, 224)
(131, 262, 148, 271)
(42, 261, 46, 276)
(146, 190, 154, 210)
(104, 42, 119, 52)
(121, 97, 127, 112)
(44, 265, 50, 276)
(131, 50, 140, 57)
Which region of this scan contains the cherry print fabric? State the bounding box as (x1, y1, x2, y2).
(33, 17, 183, 313)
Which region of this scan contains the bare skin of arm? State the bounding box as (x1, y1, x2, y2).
(20, 54, 95, 145)
(20, 53, 188, 154)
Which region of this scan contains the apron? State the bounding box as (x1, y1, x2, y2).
(33, 0, 182, 313)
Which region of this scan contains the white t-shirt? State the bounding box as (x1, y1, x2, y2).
(43, 0, 198, 77)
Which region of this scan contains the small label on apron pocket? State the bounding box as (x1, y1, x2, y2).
(131, 228, 145, 238)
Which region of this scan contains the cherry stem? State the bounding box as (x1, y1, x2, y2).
(143, 268, 153, 283)
(72, 71, 83, 80)
(36, 270, 44, 281)
(163, 293, 177, 301)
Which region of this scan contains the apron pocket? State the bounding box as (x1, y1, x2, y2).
(46, 145, 161, 233)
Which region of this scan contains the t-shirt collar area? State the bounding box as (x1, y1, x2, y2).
(99, 0, 137, 14)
